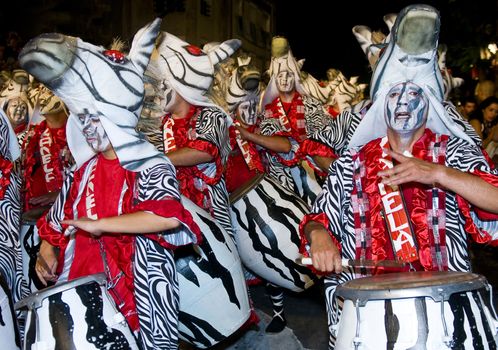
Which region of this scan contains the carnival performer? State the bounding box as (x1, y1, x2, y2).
(20, 18, 201, 349)
(147, 32, 241, 238)
(0, 108, 29, 342)
(236, 37, 336, 207)
(299, 5, 498, 348)
(225, 56, 288, 333)
(312, 5, 480, 161)
(22, 86, 71, 211)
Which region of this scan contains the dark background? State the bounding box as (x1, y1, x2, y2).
(1, 0, 497, 96)
(274, 0, 498, 89)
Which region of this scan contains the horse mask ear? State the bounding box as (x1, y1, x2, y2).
(129, 18, 162, 76)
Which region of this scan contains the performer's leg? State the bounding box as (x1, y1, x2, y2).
(265, 282, 286, 333)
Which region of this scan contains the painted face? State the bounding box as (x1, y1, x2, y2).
(161, 79, 178, 113)
(385, 82, 429, 134)
(6, 97, 28, 127)
(78, 114, 110, 152)
(237, 99, 258, 125)
(483, 103, 498, 123)
(276, 70, 295, 93)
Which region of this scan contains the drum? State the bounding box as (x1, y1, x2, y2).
(334, 271, 498, 350)
(176, 196, 251, 349)
(15, 273, 139, 350)
(290, 160, 322, 208)
(230, 174, 317, 292)
(20, 205, 51, 292)
(0, 275, 21, 350)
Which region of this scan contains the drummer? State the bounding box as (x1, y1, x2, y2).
(146, 33, 241, 238)
(24, 19, 202, 349)
(235, 36, 337, 208)
(0, 108, 29, 309)
(22, 86, 72, 212)
(299, 6, 498, 347)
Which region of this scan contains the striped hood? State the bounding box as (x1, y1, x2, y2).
(349, 4, 473, 148)
(19, 18, 166, 172)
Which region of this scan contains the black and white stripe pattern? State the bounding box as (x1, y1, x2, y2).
(312, 135, 498, 348)
(193, 107, 235, 237)
(259, 95, 326, 207)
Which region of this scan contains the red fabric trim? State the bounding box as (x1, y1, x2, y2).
(23, 121, 68, 210)
(298, 213, 341, 275)
(132, 199, 202, 249)
(184, 138, 224, 186)
(298, 213, 341, 255)
(300, 139, 337, 176)
(468, 169, 498, 220)
(0, 156, 13, 200)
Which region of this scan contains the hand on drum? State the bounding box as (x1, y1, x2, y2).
(62, 217, 102, 237)
(29, 191, 60, 206)
(36, 240, 59, 286)
(309, 228, 342, 274)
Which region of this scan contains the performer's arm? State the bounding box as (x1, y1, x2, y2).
(379, 149, 498, 213)
(62, 211, 181, 237)
(166, 147, 213, 166)
(235, 124, 291, 153)
(303, 220, 342, 274)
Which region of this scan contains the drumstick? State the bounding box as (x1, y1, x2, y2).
(297, 257, 407, 268)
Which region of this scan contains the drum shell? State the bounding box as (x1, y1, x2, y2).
(17, 274, 139, 350)
(334, 272, 498, 350)
(231, 175, 316, 292)
(176, 196, 251, 349)
(0, 277, 20, 350)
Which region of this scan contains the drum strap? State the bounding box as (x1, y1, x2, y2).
(378, 138, 418, 264)
(233, 120, 263, 172)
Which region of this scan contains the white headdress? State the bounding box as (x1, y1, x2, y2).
(261, 36, 306, 108)
(349, 4, 473, 148)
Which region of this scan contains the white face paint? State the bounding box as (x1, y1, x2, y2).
(6, 97, 28, 127)
(237, 99, 258, 125)
(79, 114, 110, 152)
(161, 79, 178, 113)
(276, 70, 295, 93)
(385, 82, 429, 134)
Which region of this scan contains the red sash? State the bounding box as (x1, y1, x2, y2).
(377, 138, 418, 263)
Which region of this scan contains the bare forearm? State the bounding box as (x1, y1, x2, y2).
(437, 166, 498, 212)
(96, 211, 180, 234)
(166, 147, 213, 166)
(304, 220, 328, 243)
(312, 155, 335, 173)
(245, 133, 291, 153)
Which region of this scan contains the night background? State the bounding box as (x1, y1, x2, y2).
(0, 0, 496, 99)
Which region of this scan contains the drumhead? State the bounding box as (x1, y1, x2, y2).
(14, 273, 107, 310)
(336, 271, 487, 305)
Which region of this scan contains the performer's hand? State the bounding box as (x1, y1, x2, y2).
(309, 229, 342, 274)
(29, 191, 60, 206)
(62, 217, 103, 237)
(377, 149, 444, 186)
(36, 240, 59, 286)
(234, 124, 252, 141)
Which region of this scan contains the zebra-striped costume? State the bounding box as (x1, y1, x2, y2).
(38, 158, 200, 349)
(304, 131, 498, 348)
(260, 94, 333, 207)
(0, 108, 27, 348)
(163, 106, 234, 238)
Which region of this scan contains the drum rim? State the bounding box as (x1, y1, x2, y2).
(229, 172, 265, 204)
(335, 271, 488, 305)
(14, 273, 107, 310)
